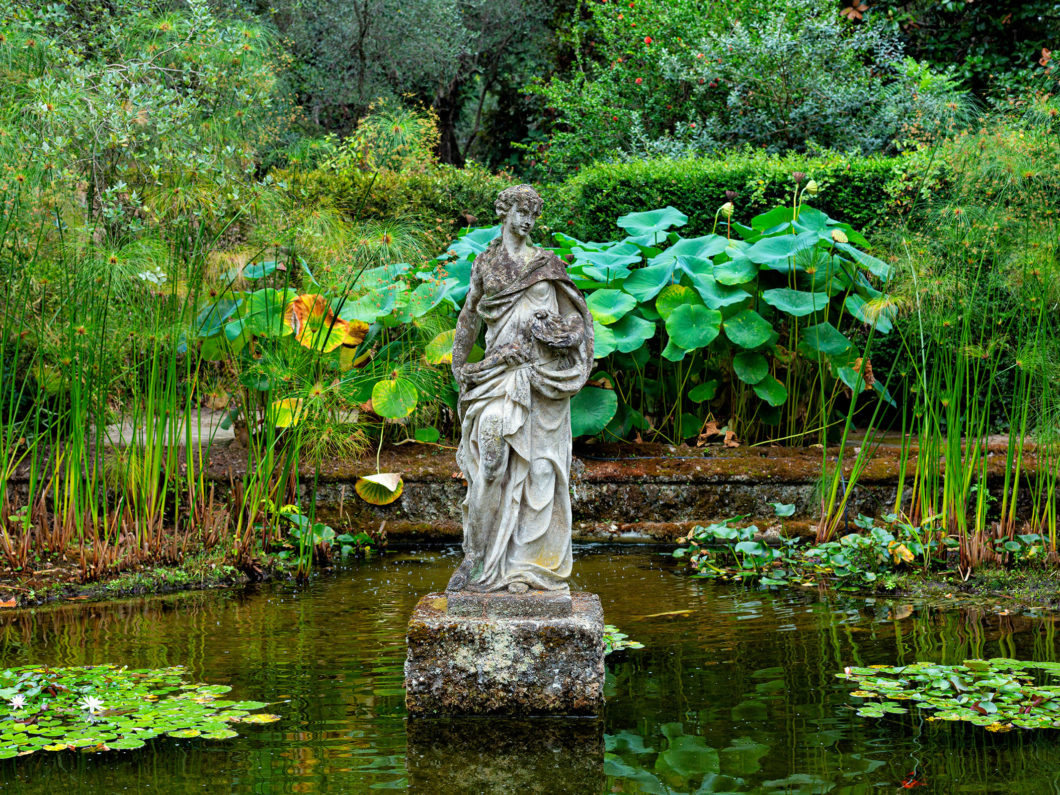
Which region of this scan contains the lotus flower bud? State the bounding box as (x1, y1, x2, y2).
(831, 229, 848, 244)
(805, 179, 819, 196)
(792, 171, 806, 184)
(725, 190, 737, 202)
(720, 202, 734, 219)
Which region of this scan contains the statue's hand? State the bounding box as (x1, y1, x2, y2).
(500, 342, 531, 366)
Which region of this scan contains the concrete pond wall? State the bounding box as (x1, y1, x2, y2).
(198, 439, 1048, 543)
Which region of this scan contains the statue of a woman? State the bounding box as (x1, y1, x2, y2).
(446, 185, 594, 594)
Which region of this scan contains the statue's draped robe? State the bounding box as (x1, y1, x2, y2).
(456, 245, 593, 592)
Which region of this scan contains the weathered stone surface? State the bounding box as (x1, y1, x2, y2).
(447, 590, 573, 618)
(405, 592, 604, 716)
(406, 717, 604, 795)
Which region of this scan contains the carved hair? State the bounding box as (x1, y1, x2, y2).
(495, 184, 543, 219)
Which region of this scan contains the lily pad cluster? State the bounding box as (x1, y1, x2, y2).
(838, 658, 1060, 732)
(603, 624, 645, 655)
(0, 664, 279, 757)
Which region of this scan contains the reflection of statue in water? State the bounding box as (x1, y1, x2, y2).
(447, 185, 594, 594)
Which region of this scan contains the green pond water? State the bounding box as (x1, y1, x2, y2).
(0, 545, 1058, 794)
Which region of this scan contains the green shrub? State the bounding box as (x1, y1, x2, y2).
(278, 162, 514, 239)
(530, 0, 964, 173)
(545, 151, 910, 242)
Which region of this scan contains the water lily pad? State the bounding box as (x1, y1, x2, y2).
(237, 714, 281, 724)
(0, 665, 275, 757)
(202, 730, 239, 740)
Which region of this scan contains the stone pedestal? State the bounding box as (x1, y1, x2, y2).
(404, 591, 605, 716)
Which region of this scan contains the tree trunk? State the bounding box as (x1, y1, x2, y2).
(433, 87, 465, 167)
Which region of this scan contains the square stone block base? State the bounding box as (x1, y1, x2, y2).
(405, 592, 604, 716)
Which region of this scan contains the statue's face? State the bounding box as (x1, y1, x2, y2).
(505, 202, 537, 239)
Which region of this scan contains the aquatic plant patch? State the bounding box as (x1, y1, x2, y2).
(0, 665, 279, 756)
(603, 624, 645, 655)
(837, 659, 1060, 732)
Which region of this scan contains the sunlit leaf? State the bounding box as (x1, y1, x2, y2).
(355, 473, 404, 505)
(371, 378, 418, 418)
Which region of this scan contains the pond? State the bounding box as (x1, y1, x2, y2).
(0, 545, 1058, 794)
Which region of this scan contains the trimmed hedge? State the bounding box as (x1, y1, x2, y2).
(277, 162, 514, 231)
(543, 150, 911, 242)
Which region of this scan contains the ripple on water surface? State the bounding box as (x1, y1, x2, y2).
(0, 545, 1058, 793)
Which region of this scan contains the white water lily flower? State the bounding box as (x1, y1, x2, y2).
(9, 694, 25, 710)
(79, 695, 104, 713)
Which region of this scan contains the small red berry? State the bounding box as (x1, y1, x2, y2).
(635, 77, 643, 84)
(644, 36, 652, 45)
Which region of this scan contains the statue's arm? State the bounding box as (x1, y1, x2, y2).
(451, 261, 483, 386)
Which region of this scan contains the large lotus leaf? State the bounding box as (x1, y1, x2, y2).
(753, 374, 788, 406)
(447, 225, 501, 258)
(617, 206, 688, 237)
(745, 231, 818, 271)
(610, 313, 656, 353)
(761, 288, 830, 317)
(425, 329, 456, 365)
(804, 258, 853, 296)
(242, 259, 279, 280)
(661, 338, 689, 362)
(593, 321, 617, 358)
(750, 205, 795, 232)
(723, 309, 774, 349)
(835, 241, 891, 281)
(649, 235, 728, 268)
(408, 281, 449, 318)
(587, 290, 637, 325)
(793, 206, 832, 233)
(713, 256, 758, 286)
(733, 351, 769, 384)
(665, 305, 721, 351)
(688, 273, 749, 310)
(358, 263, 411, 289)
(285, 294, 351, 352)
(243, 289, 293, 337)
(656, 285, 702, 319)
(355, 473, 404, 505)
(845, 293, 894, 334)
(800, 322, 854, 359)
(571, 387, 618, 437)
(574, 266, 632, 289)
(379, 284, 412, 326)
(623, 263, 676, 302)
(551, 231, 597, 252)
(196, 298, 242, 338)
(223, 319, 250, 349)
(837, 366, 869, 396)
(336, 285, 398, 323)
(573, 249, 642, 271)
(439, 259, 472, 304)
(688, 380, 719, 403)
(371, 378, 418, 418)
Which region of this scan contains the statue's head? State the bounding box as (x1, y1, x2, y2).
(495, 184, 543, 221)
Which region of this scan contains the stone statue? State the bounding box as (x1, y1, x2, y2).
(446, 185, 594, 594)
